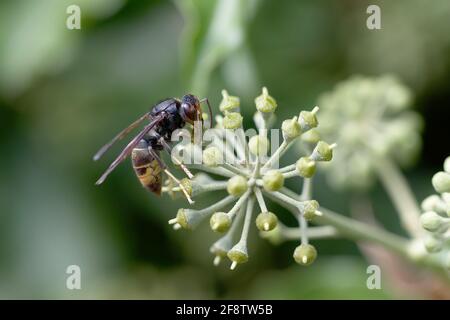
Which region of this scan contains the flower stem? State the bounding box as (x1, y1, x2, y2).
(187, 164, 235, 178)
(375, 157, 423, 238)
(222, 163, 249, 176)
(228, 190, 251, 219)
(279, 224, 339, 240)
(241, 196, 255, 243)
(254, 187, 268, 212)
(262, 140, 289, 170)
(266, 191, 409, 255)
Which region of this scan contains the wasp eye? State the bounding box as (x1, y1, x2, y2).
(181, 94, 201, 123)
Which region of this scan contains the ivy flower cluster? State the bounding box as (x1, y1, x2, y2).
(420, 156, 450, 268)
(316, 75, 423, 190)
(164, 88, 336, 270)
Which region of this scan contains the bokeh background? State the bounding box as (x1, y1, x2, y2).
(0, 0, 449, 299)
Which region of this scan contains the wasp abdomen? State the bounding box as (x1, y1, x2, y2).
(131, 147, 162, 195)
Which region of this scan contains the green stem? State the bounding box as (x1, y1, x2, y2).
(222, 163, 249, 176)
(266, 191, 408, 255)
(187, 164, 234, 178)
(279, 225, 339, 240)
(262, 140, 288, 170)
(375, 157, 423, 238)
(240, 196, 255, 243)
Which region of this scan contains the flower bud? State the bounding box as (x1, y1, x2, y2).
(262, 170, 285, 192)
(227, 241, 248, 270)
(210, 235, 233, 266)
(293, 244, 317, 266)
(300, 128, 320, 144)
(298, 107, 319, 131)
(174, 208, 204, 230)
(421, 195, 447, 215)
(255, 212, 278, 231)
(210, 212, 232, 233)
(219, 90, 240, 112)
(223, 112, 243, 129)
(444, 156, 450, 174)
(296, 157, 316, 178)
(423, 235, 443, 253)
(255, 87, 277, 113)
(203, 146, 222, 167)
(407, 239, 428, 262)
(311, 141, 335, 162)
(299, 200, 320, 221)
(420, 211, 446, 232)
(432, 171, 450, 194)
(249, 135, 269, 156)
(227, 175, 248, 196)
(281, 116, 302, 140)
(180, 178, 193, 196)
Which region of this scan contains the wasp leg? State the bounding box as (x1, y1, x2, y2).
(159, 139, 194, 179)
(148, 148, 194, 205)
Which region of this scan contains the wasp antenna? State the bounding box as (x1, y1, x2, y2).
(200, 98, 213, 129)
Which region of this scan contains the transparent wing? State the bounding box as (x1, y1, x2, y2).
(93, 113, 150, 161)
(95, 113, 165, 185)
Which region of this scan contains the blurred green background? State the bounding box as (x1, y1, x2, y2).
(0, 0, 449, 299)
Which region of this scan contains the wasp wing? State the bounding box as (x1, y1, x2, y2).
(93, 113, 150, 161)
(95, 113, 166, 185)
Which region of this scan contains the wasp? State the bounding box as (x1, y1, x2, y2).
(93, 94, 212, 204)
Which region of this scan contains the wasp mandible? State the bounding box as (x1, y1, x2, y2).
(93, 94, 212, 204)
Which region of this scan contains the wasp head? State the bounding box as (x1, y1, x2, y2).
(180, 94, 202, 125)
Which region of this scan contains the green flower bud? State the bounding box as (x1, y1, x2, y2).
(300, 128, 320, 144)
(248, 135, 269, 156)
(444, 156, 450, 174)
(432, 171, 450, 194)
(227, 241, 249, 270)
(219, 90, 240, 112)
(210, 212, 232, 233)
(227, 175, 248, 196)
(174, 208, 204, 230)
(180, 178, 193, 196)
(255, 87, 277, 113)
(281, 116, 302, 140)
(296, 157, 316, 178)
(298, 107, 319, 131)
(423, 235, 443, 253)
(407, 239, 428, 262)
(210, 235, 233, 266)
(420, 211, 447, 232)
(421, 195, 447, 215)
(223, 112, 243, 129)
(203, 146, 222, 167)
(311, 141, 335, 162)
(262, 170, 285, 192)
(255, 212, 278, 231)
(299, 200, 320, 221)
(293, 244, 317, 266)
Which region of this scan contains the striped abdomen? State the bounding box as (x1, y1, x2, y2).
(131, 147, 162, 195)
